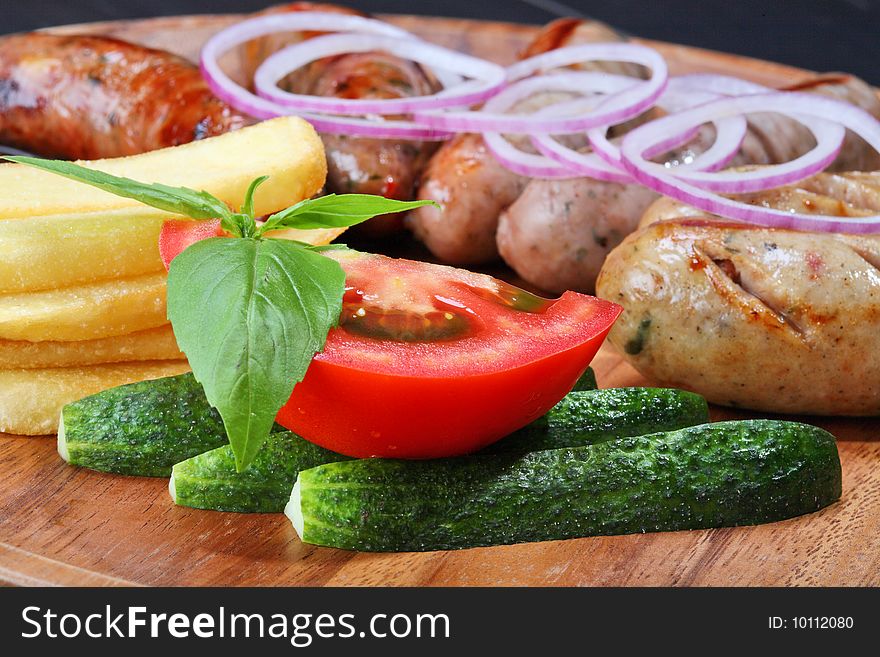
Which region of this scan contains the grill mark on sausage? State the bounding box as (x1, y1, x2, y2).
(519, 17, 582, 58)
(849, 245, 880, 276)
(693, 245, 806, 338)
(783, 74, 852, 92)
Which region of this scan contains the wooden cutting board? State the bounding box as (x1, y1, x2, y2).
(1, 13, 878, 587)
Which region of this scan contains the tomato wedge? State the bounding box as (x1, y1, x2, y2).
(158, 219, 224, 268)
(159, 220, 621, 458)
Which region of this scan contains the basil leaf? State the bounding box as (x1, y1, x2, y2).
(3, 156, 234, 221)
(241, 176, 269, 218)
(259, 194, 438, 235)
(167, 237, 345, 471)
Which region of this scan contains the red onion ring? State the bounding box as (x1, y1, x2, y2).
(411, 43, 668, 134)
(620, 92, 880, 233)
(525, 86, 747, 182)
(200, 12, 454, 140)
(581, 114, 748, 176)
(201, 14, 876, 227)
(253, 32, 506, 115)
(623, 95, 845, 194)
(482, 72, 639, 180)
(655, 116, 843, 192)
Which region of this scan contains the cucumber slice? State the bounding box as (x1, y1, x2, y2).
(171, 431, 350, 513)
(485, 387, 708, 453)
(287, 478, 305, 537)
(288, 420, 841, 552)
(59, 373, 228, 477)
(171, 386, 706, 513)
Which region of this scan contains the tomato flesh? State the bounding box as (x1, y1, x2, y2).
(278, 250, 620, 458)
(159, 219, 223, 269)
(159, 221, 622, 458)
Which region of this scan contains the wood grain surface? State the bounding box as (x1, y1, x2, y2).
(1, 13, 878, 587)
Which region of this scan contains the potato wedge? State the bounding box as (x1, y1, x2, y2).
(0, 117, 327, 221)
(0, 325, 182, 369)
(0, 210, 344, 295)
(0, 360, 190, 435)
(0, 208, 166, 293)
(0, 272, 167, 342)
(0, 118, 343, 292)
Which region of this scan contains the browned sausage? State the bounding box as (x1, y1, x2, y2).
(0, 33, 245, 159)
(407, 17, 642, 265)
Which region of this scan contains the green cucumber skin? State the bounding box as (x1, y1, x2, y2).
(61, 373, 285, 477)
(174, 384, 703, 514)
(295, 420, 842, 552)
(61, 373, 225, 477)
(486, 387, 709, 454)
(172, 431, 350, 513)
(571, 367, 597, 392)
(59, 366, 600, 480)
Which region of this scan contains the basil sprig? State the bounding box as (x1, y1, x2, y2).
(7, 155, 436, 470)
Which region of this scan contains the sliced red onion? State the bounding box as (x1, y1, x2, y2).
(623, 94, 845, 194)
(582, 115, 747, 175)
(412, 43, 668, 134)
(254, 33, 506, 115)
(620, 92, 880, 233)
(200, 11, 454, 139)
(662, 116, 842, 192)
(482, 72, 639, 180)
(297, 114, 454, 140)
(528, 86, 746, 183)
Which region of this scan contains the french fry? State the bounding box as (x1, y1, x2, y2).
(0, 117, 327, 221)
(0, 360, 191, 436)
(269, 226, 349, 247)
(0, 272, 167, 342)
(0, 118, 342, 293)
(0, 211, 346, 295)
(0, 208, 166, 293)
(0, 325, 182, 369)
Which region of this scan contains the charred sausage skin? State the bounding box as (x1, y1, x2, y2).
(306, 51, 440, 236)
(0, 33, 245, 159)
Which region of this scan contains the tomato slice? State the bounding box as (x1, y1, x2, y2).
(158, 220, 621, 458)
(159, 219, 223, 270)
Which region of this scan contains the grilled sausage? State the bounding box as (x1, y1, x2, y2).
(407, 18, 641, 265)
(304, 52, 441, 237)
(0, 33, 246, 159)
(596, 172, 880, 415)
(242, 2, 442, 237)
(497, 179, 657, 293)
(497, 72, 880, 294)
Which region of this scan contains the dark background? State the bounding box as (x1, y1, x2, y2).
(3, 1, 880, 84)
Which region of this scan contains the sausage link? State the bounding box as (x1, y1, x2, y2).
(0, 33, 245, 159)
(408, 17, 639, 264)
